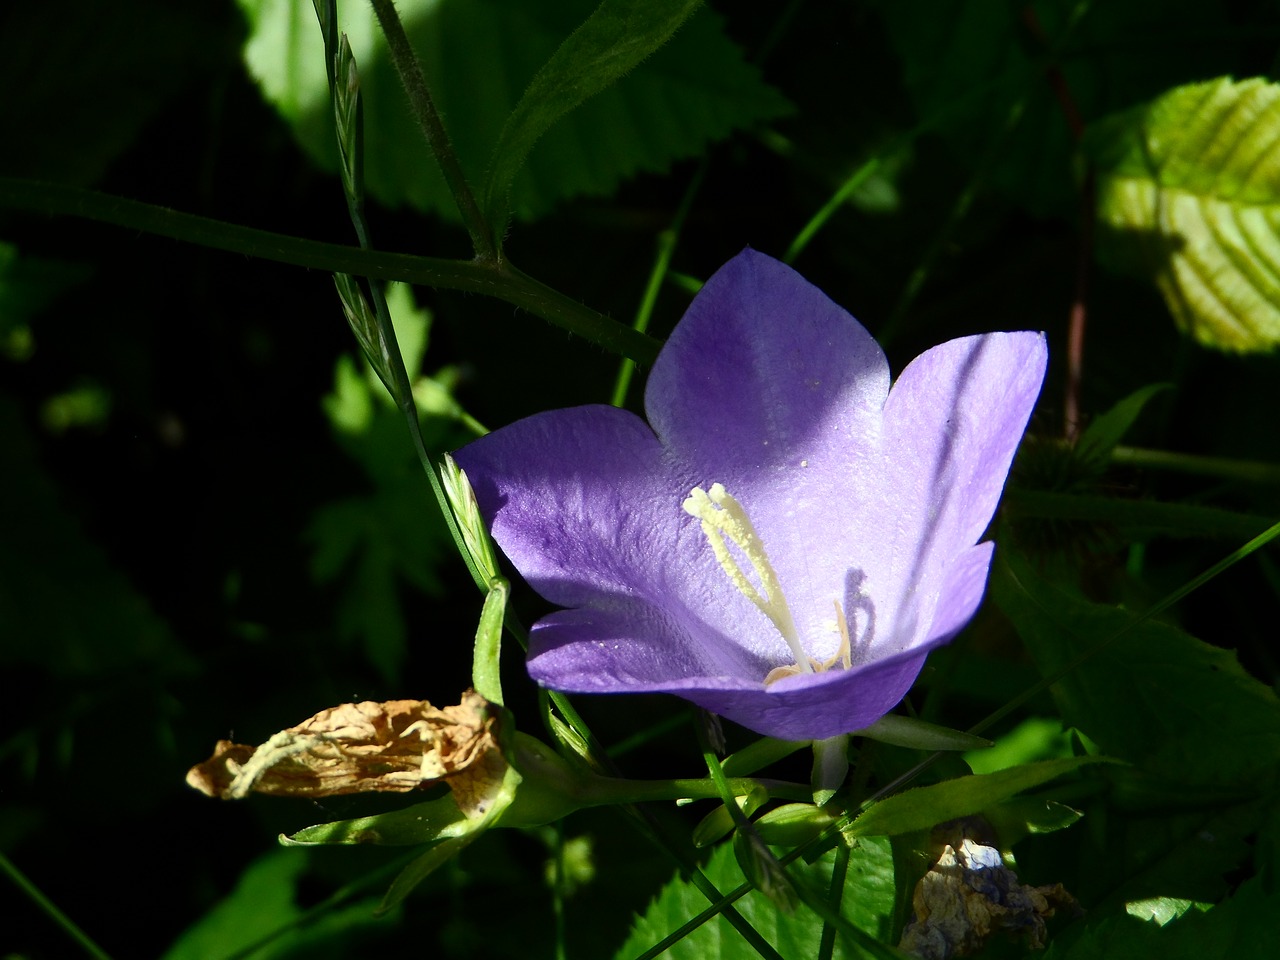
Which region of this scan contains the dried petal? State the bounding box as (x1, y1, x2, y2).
(186, 690, 501, 808)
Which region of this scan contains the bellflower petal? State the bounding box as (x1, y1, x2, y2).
(455, 249, 1047, 741)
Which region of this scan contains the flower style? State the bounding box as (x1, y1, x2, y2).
(454, 250, 1046, 741)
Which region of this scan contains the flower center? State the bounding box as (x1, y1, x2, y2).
(682, 483, 854, 686)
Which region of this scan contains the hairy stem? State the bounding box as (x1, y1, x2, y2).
(367, 0, 495, 259)
(0, 179, 660, 365)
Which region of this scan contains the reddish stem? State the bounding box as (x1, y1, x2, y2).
(1021, 5, 1093, 441)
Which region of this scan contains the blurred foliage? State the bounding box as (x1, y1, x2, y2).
(4, 0, 1280, 958)
(309, 281, 477, 681)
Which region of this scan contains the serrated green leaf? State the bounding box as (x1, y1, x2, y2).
(844, 757, 1110, 841)
(1043, 876, 1272, 960)
(993, 550, 1280, 787)
(236, 0, 790, 222)
(480, 0, 701, 234)
(1089, 76, 1280, 352)
(615, 838, 896, 960)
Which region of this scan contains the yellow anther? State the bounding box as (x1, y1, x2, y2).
(683, 483, 810, 674)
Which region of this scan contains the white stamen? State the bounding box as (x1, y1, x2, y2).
(831, 600, 853, 670)
(683, 483, 811, 673)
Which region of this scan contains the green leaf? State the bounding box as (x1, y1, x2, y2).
(964, 716, 1073, 775)
(480, 0, 701, 233)
(161, 849, 380, 959)
(993, 550, 1280, 788)
(615, 838, 896, 960)
(1076, 384, 1172, 469)
(236, 0, 790, 222)
(1088, 76, 1280, 352)
(844, 757, 1111, 841)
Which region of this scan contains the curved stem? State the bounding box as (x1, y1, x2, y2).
(0, 178, 661, 365)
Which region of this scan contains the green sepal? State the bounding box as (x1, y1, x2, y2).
(471, 578, 507, 707)
(376, 836, 473, 915)
(281, 791, 469, 847)
(752, 803, 837, 848)
(493, 733, 592, 828)
(854, 714, 994, 752)
(811, 734, 849, 806)
(691, 784, 769, 848)
(720, 736, 807, 777)
(732, 829, 798, 914)
(843, 756, 1119, 841)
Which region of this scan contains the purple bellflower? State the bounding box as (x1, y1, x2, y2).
(455, 250, 1047, 741)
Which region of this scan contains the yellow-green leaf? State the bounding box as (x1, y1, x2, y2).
(1089, 76, 1280, 352)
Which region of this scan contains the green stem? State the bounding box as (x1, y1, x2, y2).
(1002, 488, 1276, 542)
(578, 774, 811, 808)
(1111, 445, 1280, 485)
(0, 851, 113, 960)
(367, 0, 495, 259)
(0, 179, 660, 365)
(817, 843, 850, 960)
(784, 156, 882, 264)
(609, 162, 706, 406)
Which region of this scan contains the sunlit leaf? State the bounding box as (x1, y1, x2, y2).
(1089, 76, 1280, 352)
(480, 0, 701, 235)
(236, 0, 790, 222)
(964, 716, 1074, 775)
